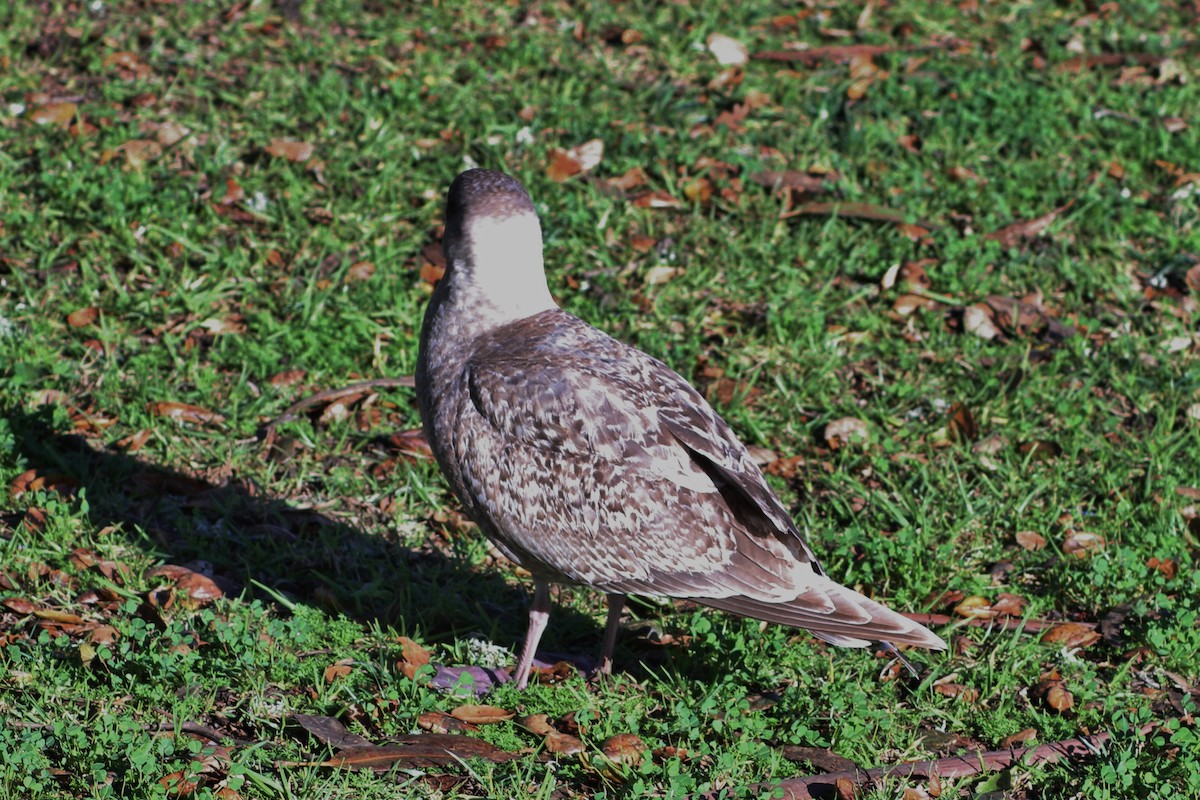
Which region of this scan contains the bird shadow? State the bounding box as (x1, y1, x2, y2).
(2, 403, 607, 681)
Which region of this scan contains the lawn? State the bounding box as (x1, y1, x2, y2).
(1, 1, 1198, 798)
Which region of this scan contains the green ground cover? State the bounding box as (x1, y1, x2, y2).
(1, 1, 1198, 797)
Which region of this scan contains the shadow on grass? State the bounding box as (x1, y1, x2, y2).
(4, 403, 615, 676)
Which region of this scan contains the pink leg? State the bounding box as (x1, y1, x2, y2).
(512, 581, 551, 690)
(599, 593, 626, 676)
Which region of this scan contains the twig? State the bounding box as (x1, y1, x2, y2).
(258, 377, 416, 447)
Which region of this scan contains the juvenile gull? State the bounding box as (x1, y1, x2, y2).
(416, 169, 945, 689)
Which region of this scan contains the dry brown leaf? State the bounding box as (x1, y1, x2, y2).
(114, 429, 152, 452)
(151, 402, 225, 426)
(307, 735, 523, 770)
(269, 369, 307, 387)
(985, 201, 1073, 247)
(417, 711, 476, 734)
(67, 307, 99, 328)
(825, 417, 869, 449)
(963, 303, 1000, 340)
(449, 705, 514, 725)
(954, 595, 998, 620)
(835, 776, 860, 800)
(546, 731, 586, 756)
(30, 102, 77, 128)
(991, 593, 1027, 617)
(947, 165, 984, 184)
(397, 635, 431, 681)
(1062, 531, 1105, 558)
(601, 733, 647, 768)
(346, 261, 376, 282)
(1041, 622, 1101, 649)
(547, 139, 603, 182)
(1146, 556, 1176, 579)
(1045, 684, 1073, 713)
(934, 683, 979, 703)
(266, 139, 314, 162)
(632, 190, 683, 209)
(517, 714, 555, 736)
(176, 572, 223, 606)
(608, 166, 649, 191)
(1000, 728, 1037, 748)
(324, 661, 353, 682)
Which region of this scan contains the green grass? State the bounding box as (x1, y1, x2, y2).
(1, 0, 1199, 797)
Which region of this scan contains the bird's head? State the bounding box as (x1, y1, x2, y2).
(439, 169, 556, 321)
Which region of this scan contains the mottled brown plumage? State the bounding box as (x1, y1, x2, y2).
(416, 169, 944, 688)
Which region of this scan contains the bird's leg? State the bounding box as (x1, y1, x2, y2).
(598, 593, 627, 676)
(512, 580, 551, 690)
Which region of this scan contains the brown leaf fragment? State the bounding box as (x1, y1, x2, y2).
(954, 595, 998, 620)
(346, 261, 375, 282)
(1046, 684, 1074, 713)
(608, 166, 649, 191)
(990, 593, 1027, 617)
(1062, 531, 1105, 558)
(1146, 556, 1176, 579)
(1001, 728, 1038, 748)
(265, 139, 314, 162)
(985, 201, 1073, 247)
(176, 572, 223, 606)
(947, 403, 977, 442)
(397, 635, 431, 681)
(835, 776, 860, 800)
(113, 429, 152, 453)
(449, 704, 514, 725)
(31, 102, 79, 128)
(324, 661, 353, 683)
(547, 139, 603, 182)
(20, 507, 49, 534)
(545, 731, 586, 756)
(150, 402, 226, 426)
(749, 170, 831, 194)
(67, 306, 99, 328)
(947, 165, 984, 184)
(825, 417, 869, 449)
(752, 44, 893, 65)
(781, 201, 942, 231)
(934, 682, 980, 703)
(293, 713, 374, 749)
(962, 303, 1000, 340)
(632, 190, 683, 209)
(596, 733, 647, 773)
(418, 711, 477, 734)
(1162, 117, 1188, 133)
(1042, 622, 1102, 649)
(1018, 440, 1061, 460)
(516, 714, 554, 736)
(3, 597, 36, 614)
(34, 607, 84, 624)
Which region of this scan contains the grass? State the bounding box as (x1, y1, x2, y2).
(1, 0, 1198, 797)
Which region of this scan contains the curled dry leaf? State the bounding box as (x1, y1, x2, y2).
(1146, 556, 1176, 579)
(546, 731, 586, 756)
(266, 138, 314, 162)
(547, 139, 604, 182)
(1015, 530, 1046, 550)
(346, 261, 376, 282)
(324, 660, 353, 682)
(954, 595, 998, 620)
(1041, 622, 1101, 649)
(418, 711, 476, 734)
(963, 303, 1000, 340)
(1062, 531, 1105, 558)
(990, 593, 1027, 617)
(1045, 683, 1074, 713)
(824, 417, 869, 449)
(595, 733, 647, 775)
(1001, 728, 1038, 748)
(517, 714, 554, 736)
(632, 190, 683, 209)
(67, 306, 99, 328)
(934, 683, 979, 703)
(30, 102, 78, 128)
(150, 401, 226, 426)
(396, 635, 432, 681)
(449, 704, 514, 725)
(985, 201, 1073, 247)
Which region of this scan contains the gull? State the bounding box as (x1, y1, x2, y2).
(416, 169, 945, 689)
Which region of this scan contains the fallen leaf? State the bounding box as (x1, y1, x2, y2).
(991, 593, 1027, 617)
(269, 370, 307, 387)
(67, 307, 99, 328)
(1146, 556, 1176, 579)
(753, 44, 893, 65)
(266, 139, 314, 162)
(324, 661, 353, 682)
(150, 402, 225, 426)
(346, 261, 375, 282)
(632, 190, 683, 209)
(644, 265, 680, 286)
(418, 711, 477, 734)
(934, 683, 980, 703)
(449, 705, 514, 725)
(1041, 623, 1102, 649)
(1000, 728, 1037, 748)
(30, 102, 77, 128)
(707, 33, 748, 66)
(397, 635, 431, 681)
(1062, 531, 1105, 558)
(546, 731, 586, 756)
(296, 735, 523, 770)
(175, 571, 223, 606)
(825, 417, 869, 449)
(547, 139, 604, 182)
(1045, 684, 1073, 713)
(985, 201, 1073, 247)
(963, 304, 1000, 340)
(954, 595, 998, 620)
